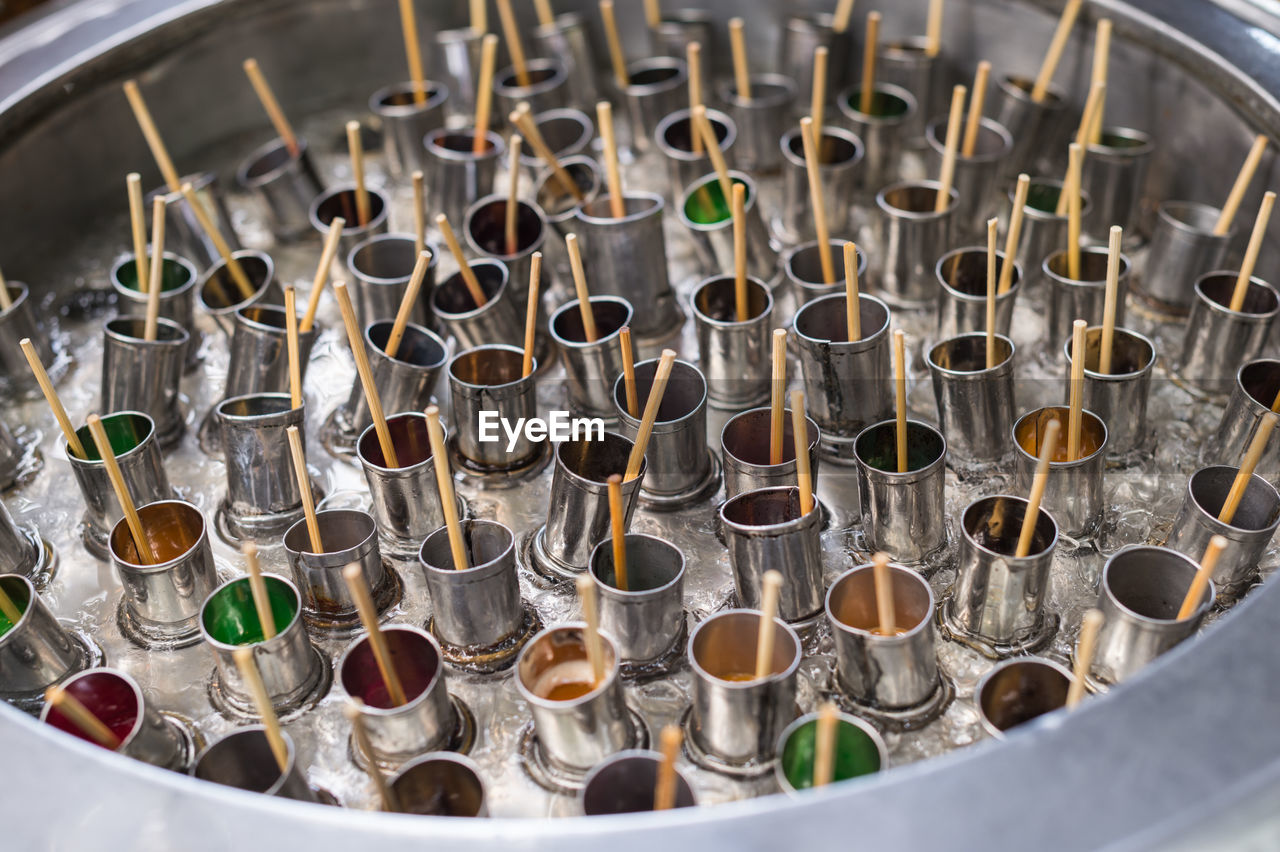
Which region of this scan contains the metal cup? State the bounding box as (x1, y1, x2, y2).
(720, 407, 820, 501)
(0, 281, 55, 396)
(420, 519, 524, 651)
(100, 317, 189, 449)
(1203, 360, 1280, 482)
(283, 509, 392, 632)
(718, 74, 797, 175)
(424, 129, 505, 227)
(1092, 546, 1213, 686)
(235, 136, 325, 241)
(924, 116, 1015, 239)
(514, 625, 635, 772)
(550, 296, 633, 420)
(679, 171, 775, 282)
(1012, 407, 1109, 540)
(589, 533, 686, 667)
(926, 334, 1016, 468)
(1081, 127, 1155, 242)
(783, 241, 869, 310)
(109, 251, 199, 342)
(369, 81, 449, 177)
(878, 37, 939, 147)
(225, 305, 317, 401)
(1177, 271, 1280, 399)
(339, 625, 454, 768)
(778, 13, 851, 118)
(0, 417, 25, 491)
(342, 321, 448, 437)
(827, 562, 939, 709)
(192, 726, 319, 802)
(145, 172, 240, 270)
(947, 495, 1059, 648)
(875, 180, 959, 308)
(721, 487, 824, 624)
(447, 344, 539, 470)
(619, 57, 688, 157)
(433, 25, 483, 126)
(493, 59, 569, 127)
(1139, 201, 1233, 315)
(775, 711, 887, 793)
(358, 413, 457, 557)
(854, 420, 949, 563)
(776, 126, 863, 246)
(108, 500, 218, 648)
(1009, 179, 1092, 278)
(0, 498, 41, 582)
(347, 233, 440, 330)
(517, 108, 593, 181)
(196, 249, 282, 339)
(0, 575, 85, 697)
(462, 195, 548, 305)
(200, 573, 323, 716)
(308, 184, 390, 262)
(691, 275, 773, 410)
(1043, 247, 1132, 354)
(934, 247, 1023, 344)
(215, 394, 308, 542)
(532, 13, 599, 111)
(649, 9, 713, 79)
(581, 750, 696, 814)
(574, 193, 681, 340)
(1062, 327, 1156, 460)
(687, 610, 802, 769)
(836, 84, 918, 195)
(792, 292, 893, 457)
(992, 75, 1071, 177)
(534, 156, 601, 285)
(1165, 466, 1280, 604)
(654, 108, 737, 202)
(431, 259, 523, 352)
(976, 657, 1072, 739)
(390, 752, 488, 816)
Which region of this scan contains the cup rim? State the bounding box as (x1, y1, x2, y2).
(588, 533, 686, 599)
(678, 170, 759, 231)
(39, 668, 146, 751)
(836, 82, 918, 125)
(199, 572, 303, 653)
(108, 499, 206, 572)
(926, 332, 1015, 377)
(875, 179, 959, 220)
(447, 344, 531, 392)
(110, 251, 199, 299)
(687, 608, 802, 688)
(1061, 326, 1156, 381)
(778, 125, 864, 172)
(720, 407, 820, 471)
(419, 518, 516, 576)
(192, 725, 298, 796)
(934, 246, 1022, 301)
(718, 73, 798, 109)
(214, 392, 302, 424)
(1101, 545, 1215, 625)
(462, 194, 547, 261)
(236, 135, 310, 188)
(513, 622, 621, 708)
(925, 115, 1014, 164)
(424, 128, 506, 163)
(1042, 247, 1132, 288)
(853, 419, 948, 477)
(575, 190, 664, 226)
(307, 184, 389, 237)
(655, 107, 738, 163)
(579, 748, 695, 812)
(825, 561, 936, 642)
(493, 57, 567, 98)
(197, 249, 276, 314)
(773, 709, 889, 794)
(792, 292, 891, 348)
(1157, 199, 1230, 238)
(720, 485, 820, 534)
(368, 80, 449, 117)
(1193, 270, 1280, 319)
(1011, 407, 1109, 469)
(347, 232, 440, 286)
(549, 296, 633, 348)
(64, 410, 156, 466)
(622, 56, 688, 96)
(975, 656, 1075, 740)
(689, 275, 773, 328)
(432, 259, 509, 320)
(958, 494, 1059, 562)
(336, 623, 445, 716)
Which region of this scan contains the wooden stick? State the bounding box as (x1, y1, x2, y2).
(426, 405, 470, 571)
(1230, 191, 1276, 312)
(496, 0, 531, 87)
(45, 686, 122, 750)
(436, 214, 488, 307)
(242, 58, 300, 154)
(799, 117, 835, 284)
(1065, 607, 1103, 708)
(505, 135, 523, 256)
(346, 121, 371, 228)
(473, 34, 500, 154)
(1177, 535, 1227, 621)
(729, 17, 751, 100)
(122, 80, 182, 193)
(20, 339, 85, 458)
(301, 217, 343, 333)
(986, 216, 998, 369)
(810, 46, 829, 135)
(597, 100, 626, 219)
(1030, 0, 1083, 103)
(87, 414, 156, 565)
(1074, 80, 1107, 147)
(1088, 18, 1111, 145)
(576, 573, 606, 685)
(522, 252, 542, 378)
(893, 329, 908, 473)
(286, 425, 323, 553)
(231, 648, 289, 772)
(396, 0, 428, 103)
(935, 85, 967, 212)
(0, 582, 20, 624)
(861, 12, 880, 115)
(1098, 226, 1122, 375)
(565, 234, 598, 342)
(385, 252, 432, 360)
(241, 542, 277, 640)
(693, 105, 732, 206)
(607, 474, 628, 591)
(143, 195, 167, 342)
(832, 0, 856, 33)
(770, 328, 787, 465)
(925, 0, 945, 57)
(284, 286, 302, 410)
(844, 242, 862, 341)
(179, 182, 254, 300)
(534, 0, 555, 27)
(1068, 319, 1087, 461)
(754, 570, 783, 680)
(511, 105, 585, 201)
(1218, 414, 1277, 525)
(1016, 419, 1060, 557)
(624, 349, 678, 481)
(962, 61, 990, 158)
(653, 725, 682, 811)
(412, 172, 426, 258)
(688, 42, 704, 155)
(470, 0, 487, 32)
(1056, 141, 1081, 216)
(127, 173, 149, 291)
(335, 281, 399, 468)
(643, 0, 661, 29)
(1215, 135, 1268, 235)
(813, 702, 839, 787)
(343, 564, 409, 706)
(599, 0, 631, 89)
(1065, 143, 1084, 279)
(999, 174, 1030, 294)
(733, 183, 749, 322)
(0, 266, 9, 310)
(344, 703, 400, 812)
(872, 552, 896, 636)
(791, 389, 814, 516)
(620, 327, 638, 418)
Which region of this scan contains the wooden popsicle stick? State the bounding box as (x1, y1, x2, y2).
(231, 648, 289, 772)
(122, 80, 182, 193)
(688, 42, 704, 155)
(1098, 226, 1123, 374)
(87, 414, 156, 565)
(20, 339, 85, 458)
(1229, 191, 1276, 313)
(1067, 319, 1087, 461)
(607, 474, 628, 591)
(799, 117, 835, 284)
(653, 725, 682, 811)
(872, 552, 896, 636)
(1074, 80, 1106, 147)
(344, 703, 400, 812)
(861, 12, 880, 115)
(335, 281, 400, 468)
(470, 0, 487, 32)
(396, 0, 428, 103)
(1215, 135, 1268, 235)
(45, 687, 122, 750)
(506, 135, 523, 256)
(754, 570, 783, 680)
(620, 327, 639, 418)
(242, 542, 277, 640)
(534, 0, 555, 27)
(511, 105, 585, 201)
(624, 349, 678, 481)
(576, 573, 606, 685)
(1218, 414, 1277, 525)
(284, 285, 302, 410)
(844, 242, 862, 341)
(346, 121, 371, 228)
(733, 183, 749, 322)
(565, 234, 598, 342)
(924, 0, 945, 57)
(522, 252, 542, 378)
(1065, 607, 1103, 708)
(1030, 0, 1083, 103)
(0, 267, 10, 310)
(473, 35, 500, 154)
(127, 173, 149, 291)
(597, 100, 626, 219)
(425, 405, 470, 571)
(436, 214, 489, 308)
(729, 18, 752, 100)
(770, 328, 787, 465)
(301, 217, 344, 332)
(412, 172, 426, 258)
(986, 216, 998, 369)
(813, 702, 839, 787)
(383, 252, 431, 361)
(178, 182, 254, 300)
(934, 85, 967, 212)
(693, 105, 733, 206)
(1178, 535, 1226, 621)
(1056, 140, 1081, 215)
(1088, 19, 1112, 144)
(811, 46, 829, 135)
(143, 195, 167, 342)
(286, 425, 323, 553)
(962, 61, 990, 158)
(832, 0, 856, 33)
(343, 564, 409, 706)
(791, 389, 814, 516)
(496, 0, 531, 87)
(1064, 143, 1084, 279)
(644, 0, 661, 29)
(0, 582, 20, 624)
(599, 0, 631, 89)
(1015, 420, 1059, 557)
(242, 59, 300, 154)
(999, 174, 1031, 294)
(893, 329, 908, 473)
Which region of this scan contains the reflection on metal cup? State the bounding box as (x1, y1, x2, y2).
(423, 129, 505, 228)
(216, 394, 308, 542)
(691, 275, 773, 410)
(235, 136, 326, 241)
(1062, 327, 1155, 460)
(720, 407, 820, 502)
(550, 297, 633, 420)
(926, 334, 1016, 468)
(589, 533, 686, 667)
(875, 181, 958, 308)
(100, 317, 189, 449)
(283, 508, 391, 632)
(1177, 271, 1279, 400)
(721, 487, 824, 624)
(1012, 407, 1108, 540)
(1138, 201, 1232, 315)
(0, 574, 85, 696)
(854, 420, 948, 564)
(1042, 247, 1131, 356)
(347, 233, 440, 331)
(420, 519, 524, 650)
(447, 344, 539, 470)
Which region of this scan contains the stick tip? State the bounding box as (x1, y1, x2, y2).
(341, 702, 362, 723)
(425, 404, 440, 420)
(762, 568, 783, 590)
(575, 572, 594, 597)
(660, 723, 683, 751)
(1081, 607, 1104, 633)
(232, 646, 253, 666)
(241, 540, 258, 559)
(607, 473, 622, 486)
(872, 551, 890, 569)
(342, 563, 362, 583)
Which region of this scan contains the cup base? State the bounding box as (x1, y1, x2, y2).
(301, 560, 404, 636)
(117, 596, 206, 650)
(1130, 285, 1194, 321)
(214, 481, 327, 547)
(829, 671, 955, 733)
(156, 709, 205, 772)
(679, 702, 796, 778)
(1169, 364, 1231, 404)
(637, 449, 721, 511)
(206, 643, 333, 723)
(8, 525, 57, 591)
(518, 706, 648, 794)
(0, 624, 104, 714)
(348, 693, 476, 772)
(319, 404, 363, 465)
(619, 613, 690, 683)
(523, 525, 581, 585)
(937, 597, 1060, 661)
(427, 601, 542, 675)
(378, 493, 471, 561)
(447, 434, 553, 488)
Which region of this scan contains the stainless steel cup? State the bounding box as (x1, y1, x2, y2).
(196, 249, 281, 339)
(493, 59, 569, 127)
(420, 519, 524, 650)
(775, 711, 887, 793)
(654, 108, 737, 202)
(225, 305, 317, 401)
(550, 296, 633, 420)
(192, 726, 319, 803)
(878, 37, 939, 147)
(347, 233, 440, 330)
(534, 156, 601, 286)
(649, 8, 713, 73)
(580, 750, 696, 814)
(462, 194, 548, 305)
(691, 275, 773, 410)
(100, 317, 188, 448)
(532, 13, 599, 111)
(0, 575, 85, 696)
(720, 407, 821, 501)
(424, 129, 505, 227)
(1139, 201, 1233, 315)
(145, 172, 240, 270)
(783, 241, 869, 310)
(779, 13, 851, 118)
(1177, 271, 1280, 399)
(679, 171, 775, 282)
(389, 752, 489, 816)
(1043, 247, 1132, 355)
(620, 57, 688, 157)
(447, 344, 539, 470)
(924, 116, 1014, 239)
(235, 136, 325, 241)
(517, 108, 593, 181)
(342, 320, 448, 437)
(721, 487, 824, 624)
(358, 412, 456, 557)
(836, 83, 917, 195)
(589, 533, 686, 667)
(0, 417, 24, 491)
(875, 180, 959, 308)
(1203, 360, 1280, 483)
(431, 259, 523, 352)
(283, 508, 391, 632)
(434, 26, 483, 126)
(1062, 327, 1156, 460)
(1009, 179, 1092, 279)
(776, 126, 863, 245)
(1012, 407, 1109, 540)
(0, 498, 40, 581)
(369, 81, 449, 176)
(110, 251, 199, 342)
(718, 74, 797, 175)
(926, 334, 1016, 468)
(992, 75, 1071, 177)
(215, 394, 308, 542)
(976, 657, 1072, 739)
(308, 184, 390, 262)
(854, 420, 949, 563)
(934, 247, 1022, 344)
(0, 281, 55, 396)
(1081, 127, 1155, 242)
